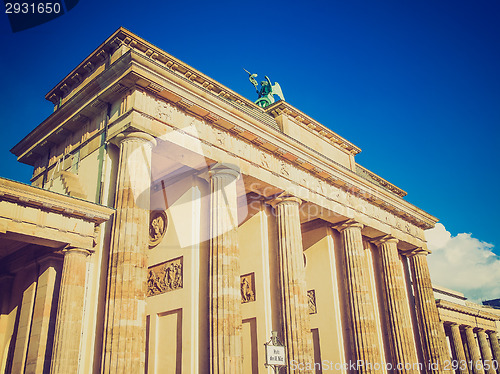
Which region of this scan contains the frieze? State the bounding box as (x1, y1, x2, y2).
(241, 273, 256, 303)
(154, 97, 172, 122)
(140, 91, 432, 237)
(147, 257, 183, 297)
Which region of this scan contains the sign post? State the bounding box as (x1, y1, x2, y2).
(264, 331, 287, 373)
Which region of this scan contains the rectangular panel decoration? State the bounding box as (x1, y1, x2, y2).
(147, 257, 183, 297)
(308, 289, 317, 314)
(240, 273, 256, 303)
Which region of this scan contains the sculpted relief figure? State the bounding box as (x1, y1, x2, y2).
(149, 211, 167, 248)
(147, 270, 162, 297)
(151, 215, 164, 240)
(308, 290, 317, 314)
(240, 274, 255, 303)
(164, 262, 183, 290)
(147, 257, 183, 296)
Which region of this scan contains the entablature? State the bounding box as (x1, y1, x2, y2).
(44, 27, 263, 118)
(13, 28, 437, 236)
(0, 177, 113, 224)
(437, 299, 499, 332)
(437, 299, 499, 321)
(0, 178, 113, 253)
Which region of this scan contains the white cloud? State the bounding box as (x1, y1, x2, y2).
(425, 223, 500, 303)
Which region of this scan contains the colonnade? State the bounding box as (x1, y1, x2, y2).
(46, 129, 488, 374)
(96, 131, 453, 373)
(335, 223, 451, 374)
(446, 323, 500, 374)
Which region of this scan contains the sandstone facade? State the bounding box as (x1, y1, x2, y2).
(1, 28, 498, 373)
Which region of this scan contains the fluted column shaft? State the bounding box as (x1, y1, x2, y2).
(450, 324, 470, 374)
(336, 221, 381, 374)
(271, 194, 313, 373)
(103, 132, 155, 373)
(487, 331, 500, 367)
(50, 247, 90, 374)
(208, 163, 243, 374)
(409, 252, 450, 374)
(465, 327, 485, 374)
(376, 237, 418, 373)
(478, 330, 496, 374)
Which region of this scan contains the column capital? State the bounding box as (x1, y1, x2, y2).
(115, 131, 157, 147)
(332, 219, 363, 232)
(448, 322, 469, 329)
(371, 234, 399, 247)
(198, 162, 241, 184)
(209, 162, 240, 180)
(266, 192, 302, 208)
(407, 247, 431, 257)
(62, 246, 92, 257)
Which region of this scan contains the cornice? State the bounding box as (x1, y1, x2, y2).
(0, 177, 114, 224)
(265, 101, 361, 156)
(45, 27, 262, 115)
(433, 285, 467, 300)
(45, 28, 125, 104)
(436, 299, 500, 321)
(11, 51, 133, 162)
(355, 164, 407, 198)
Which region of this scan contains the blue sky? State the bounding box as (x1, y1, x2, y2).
(1, 0, 499, 267)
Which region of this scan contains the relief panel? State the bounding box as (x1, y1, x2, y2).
(147, 257, 183, 297)
(308, 289, 317, 314)
(241, 273, 256, 303)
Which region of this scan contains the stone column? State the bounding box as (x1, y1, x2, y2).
(449, 324, 470, 374)
(335, 220, 381, 374)
(0, 274, 14, 370)
(477, 329, 496, 374)
(374, 236, 418, 372)
(102, 132, 155, 374)
(26, 255, 62, 374)
(487, 331, 500, 367)
(408, 250, 450, 373)
(208, 163, 243, 374)
(269, 193, 313, 373)
(50, 247, 91, 374)
(11, 264, 37, 373)
(465, 327, 485, 374)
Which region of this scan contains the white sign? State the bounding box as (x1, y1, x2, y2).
(266, 345, 286, 366)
